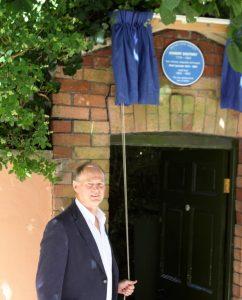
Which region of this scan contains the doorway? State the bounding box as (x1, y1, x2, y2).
(109, 134, 236, 300)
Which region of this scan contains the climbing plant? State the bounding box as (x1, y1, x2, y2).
(0, 0, 241, 181)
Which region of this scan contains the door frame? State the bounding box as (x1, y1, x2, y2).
(111, 132, 238, 300)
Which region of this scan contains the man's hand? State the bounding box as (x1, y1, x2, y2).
(118, 279, 137, 297)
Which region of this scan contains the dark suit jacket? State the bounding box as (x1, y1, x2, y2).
(36, 200, 119, 300)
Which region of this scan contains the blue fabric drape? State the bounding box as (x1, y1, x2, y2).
(111, 10, 160, 106)
(221, 41, 242, 111)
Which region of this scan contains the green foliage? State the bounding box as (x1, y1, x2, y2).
(0, 0, 93, 182)
(0, 0, 241, 182)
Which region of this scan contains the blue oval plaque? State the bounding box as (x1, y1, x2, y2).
(161, 40, 205, 86)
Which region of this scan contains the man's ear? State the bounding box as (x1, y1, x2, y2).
(72, 180, 78, 192)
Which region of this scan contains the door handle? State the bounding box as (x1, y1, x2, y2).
(185, 204, 191, 211)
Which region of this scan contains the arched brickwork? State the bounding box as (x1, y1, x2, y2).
(51, 29, 242, 299)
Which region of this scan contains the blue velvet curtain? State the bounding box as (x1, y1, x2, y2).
(111, 10, 160, 106)
(221, 41, 242, 111)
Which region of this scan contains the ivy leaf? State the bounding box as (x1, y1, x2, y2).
(230, 0, 242, 17)
(62, 54, 83, 76)
(162, 0, 180, 11)
(159, 5, 176, 25)
(181, 2, 199, 23)
(229, 14, 242, 51)
(227, 41, 242, 73)
(6, 0, 32, 12)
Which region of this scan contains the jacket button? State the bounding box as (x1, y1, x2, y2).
(103, 279, 107, 284)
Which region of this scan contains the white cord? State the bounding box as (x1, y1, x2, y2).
(121, 102, 130, 300)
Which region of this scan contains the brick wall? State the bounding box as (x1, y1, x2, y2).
(51, 29, 242, 299)
(234, 141, 242, 299)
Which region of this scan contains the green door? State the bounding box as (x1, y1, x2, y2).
(160, 149, 228, 300)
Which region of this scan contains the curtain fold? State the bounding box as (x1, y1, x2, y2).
(221, 41, 242, 111)
(111, 10, 160, 106)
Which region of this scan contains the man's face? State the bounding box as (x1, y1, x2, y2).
(73, 167, 105, 211)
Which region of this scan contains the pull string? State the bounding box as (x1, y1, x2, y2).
(121, 102, 130, 300)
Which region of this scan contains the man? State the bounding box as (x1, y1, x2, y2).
(36, 162, 137, 300)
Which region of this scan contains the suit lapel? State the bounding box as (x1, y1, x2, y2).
(70, 200, 106, 276)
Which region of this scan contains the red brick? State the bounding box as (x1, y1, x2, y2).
(236, 200, 242, 212)
(237, 212, 242, 225)
(233, 284, 240, 297)
(214, 44, 224, 55)
(236, 188, 242, 201)
(234, 260, 240, 273)
(90, 82, 109, 95)
(53, 146, 72, 158)
(94, 47, 111, 56)
(238, 164, 242, 176)
(204, 53, 223, 65)
(237, 177, 242, 188)
(73, 94, 106, 107)
(52, 93, 71, 105)
(153, 35, 164, 49)
(177, 30, 191, 39)
(82, 55, 93, 67)
(234, 248, 241, 261)
(239, 139, 242, 149)
(91, 108, 108, 120)
(191, 32, 203, 40)
(198, 41, 214, 53)
(155, 48, 163, 64)
(110, 85, 116, 97)
(234, 272, 240, 285)
(93, 56, 111, 68)
(73, 70, 83, 80)
(204, 65, 215, 77)
(163, 38, 176, 48)
(83, 68, 113, 83)
(51, 120, 72, 133)
(56, 172, 72, 185)
(234, 236, 242, 249)
(215, 65, 223, 76)
(54, 184, 74, 198)
(235, 224, 242, 237)
(53, 133, 90, 146)
(52, 105, 89, 120)
(58, 79, 89, 92)
(162, 29, 177, 38)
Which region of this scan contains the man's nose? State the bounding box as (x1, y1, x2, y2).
(92, 184, 99, 190)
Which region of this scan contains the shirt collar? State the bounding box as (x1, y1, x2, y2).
(75, 198, 106, 225)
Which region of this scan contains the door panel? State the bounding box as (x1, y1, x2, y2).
(160, 149, 228, 300)
(193, 163, 217, 194)
(163, 207, 184, 281)
(188, 210, 214, 292)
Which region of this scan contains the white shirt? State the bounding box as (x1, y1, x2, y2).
(75, 199, 112, 300)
